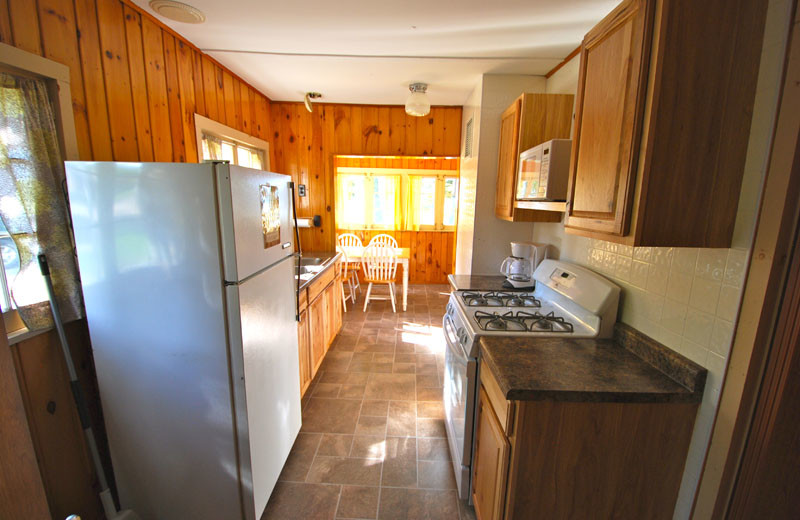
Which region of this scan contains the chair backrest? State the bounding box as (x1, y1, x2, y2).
(339, 249, 349, 278)
(368, 233, 398, 249)
(361, 245, 398, 282)
(337, 233, 363, 249)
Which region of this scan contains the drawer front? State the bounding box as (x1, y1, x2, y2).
(308, 265, 335, 302)
(480, 365, 514, 435)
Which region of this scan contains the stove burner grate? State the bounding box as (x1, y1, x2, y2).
(461, 291, 541, 308)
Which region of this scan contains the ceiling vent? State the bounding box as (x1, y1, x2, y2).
(464, 117, 474, 158)
(149, 0, 206, 23)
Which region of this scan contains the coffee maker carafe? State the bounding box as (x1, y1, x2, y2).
(500, 242, 549, 289)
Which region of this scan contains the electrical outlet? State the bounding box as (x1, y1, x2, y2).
(298, 184, 307, 197)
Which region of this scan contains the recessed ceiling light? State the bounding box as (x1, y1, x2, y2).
(149, 0, 206, 24)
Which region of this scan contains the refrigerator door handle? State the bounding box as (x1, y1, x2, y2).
(289, 181, 301, 322)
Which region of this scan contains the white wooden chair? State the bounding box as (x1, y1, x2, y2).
(337, 233, 363, 296)
(339, 250, 356, 311)
(368, 233, 398, 249)
(361, 244, 399, 312)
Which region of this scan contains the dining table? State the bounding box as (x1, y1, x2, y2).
(336, 245, 411, 311)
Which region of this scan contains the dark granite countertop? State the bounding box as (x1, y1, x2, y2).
(447, 274, 530, 292)
(296, 251, 341, 292)
(479, 323, 706, 403)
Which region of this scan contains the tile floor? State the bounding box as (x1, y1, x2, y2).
(263, 284, 477, 520)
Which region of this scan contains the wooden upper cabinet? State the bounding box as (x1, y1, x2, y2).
(565, 0, 769, 246)
(494, 93, 574, 222)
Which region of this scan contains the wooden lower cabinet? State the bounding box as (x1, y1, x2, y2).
(472, 386, 510, 520)
(297, 264, 345, 397)
(474, 367, 699, 519)
(297, 309, 311, 396)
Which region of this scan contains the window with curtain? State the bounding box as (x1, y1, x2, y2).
(0, 71, 83, 331)
(335, 170, 458, 231)
(201, 132, 265, 169)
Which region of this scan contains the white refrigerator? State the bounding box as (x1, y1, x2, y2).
(65, 161, 301, 520)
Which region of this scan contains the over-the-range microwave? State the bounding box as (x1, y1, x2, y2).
(515, 139, 572, 201)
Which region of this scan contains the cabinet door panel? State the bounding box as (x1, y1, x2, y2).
(472, 386, 510, 520)
(297, 310, 311, 396)
(566, 0, 652, 235)
(494, 100, 521, 220)
(309, 296, 326, 376)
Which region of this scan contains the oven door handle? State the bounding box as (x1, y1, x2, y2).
(443, 315, 459, 346)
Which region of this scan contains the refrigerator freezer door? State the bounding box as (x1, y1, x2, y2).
(216, 164, 293, 282)
(225, 255, 301, 520)
(64, 161, 242, 519)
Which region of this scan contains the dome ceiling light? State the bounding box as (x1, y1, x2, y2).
(304, 92, 322, 113)
(149, 0, 206, 24)
(405, 83, 430, 117)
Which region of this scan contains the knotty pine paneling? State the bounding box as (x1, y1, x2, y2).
(0, 1, 275, 518)
(0, 0, 273, 165)
(271, 102, 462, 257)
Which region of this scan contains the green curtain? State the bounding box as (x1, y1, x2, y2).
(0, 72, 83, 330)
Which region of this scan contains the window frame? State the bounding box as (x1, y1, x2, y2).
(194, 114, 270, 169)
(0, 43, 80, 339)
(335, 166, 459, 232)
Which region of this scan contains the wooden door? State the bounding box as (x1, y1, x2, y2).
(494, 99, 522, 221)
(565, 0, 653, 236)
(472, 386, 510, 520)
(309, 294, 326, 376)
(297, 309, 311, 396)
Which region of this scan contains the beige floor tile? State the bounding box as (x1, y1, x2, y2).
(392, 363, 416, 374)
(301, 399, 362, 434)
(416, 387, 443, 401)
(377, 488, 459, 520)
(415, 374, 440, 388)
(360, 400, 389, 417)
(306, 456, 382, 486)
(417, 401, 444, 419)
(337, 485, 379, 519)
(317, 434, 354, 457)
(349, 435, 386, 459)
(417, 438, 451, 461)
(339, 384, 366, 399)
(278, 433, 321, 482)
(313, 383, 342, 398)
(418, 460, 457, 490)
(365, 373, 416, 400)
(355, 415, 388, 436)
(382, 437, 417, 487)
(263, 482, 340, 520)
(387, 401, 416, 436)
(417, 418, 447, 438)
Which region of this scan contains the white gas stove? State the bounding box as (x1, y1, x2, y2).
(443, 259, 621, 500)
(445, 259, 620, 358)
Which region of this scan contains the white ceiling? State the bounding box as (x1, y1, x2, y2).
(133, 0, 618, 105)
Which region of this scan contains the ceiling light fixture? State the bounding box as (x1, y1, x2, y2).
(304, 92, 322, 113)
(405, 83, 430, 117)
(149, 0, 206, 23)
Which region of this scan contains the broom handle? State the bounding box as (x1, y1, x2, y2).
(38, 254, 110, 493)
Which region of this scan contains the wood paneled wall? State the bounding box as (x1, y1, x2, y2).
(270, 102, 463, 254)
(335, 155, 459, 284)
(0, 1, 274, 518)
(0, 0, 273, 165)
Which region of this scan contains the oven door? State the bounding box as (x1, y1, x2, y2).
(443, 313, 477, 500)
